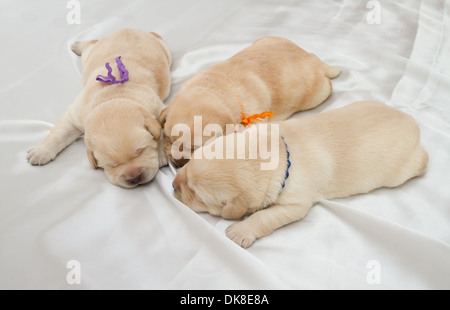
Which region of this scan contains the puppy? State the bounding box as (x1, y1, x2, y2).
(173, 101, 429, 248)
(160, 37, 340, 167)
(26, 28, 172, 188)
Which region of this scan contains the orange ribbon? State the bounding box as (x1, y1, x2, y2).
(240, 104, 273, 126)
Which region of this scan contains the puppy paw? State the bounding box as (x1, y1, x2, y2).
(26, 146, 57, 165)
(159, 151, 168, 167)
(226, 222, 257, 248)
(158, 139, 168, 167)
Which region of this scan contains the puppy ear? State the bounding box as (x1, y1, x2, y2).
(86, 149, 98, 169)
(221, 195, 248, 220)
(172, 168, 186, 191)
(71, 39, 98, 56)
(149, 32, 163, 40)
(159, 107, 169, 127)
(145, 117, 162, 141)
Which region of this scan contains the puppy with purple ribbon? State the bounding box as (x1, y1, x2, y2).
(173, 101, 428, 248)
(27, 29, 171, 188)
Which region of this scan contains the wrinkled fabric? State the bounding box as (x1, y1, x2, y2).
(0, 0, 449, 289)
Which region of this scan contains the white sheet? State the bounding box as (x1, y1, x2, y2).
(1, 0, 449, 289)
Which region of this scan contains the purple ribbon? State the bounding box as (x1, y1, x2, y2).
(96, 56, 129, 84)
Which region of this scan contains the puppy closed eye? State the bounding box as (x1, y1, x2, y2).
(134, 148, 144, 158)
(109, 161, 121, 168)
(95, 158, 120, 169)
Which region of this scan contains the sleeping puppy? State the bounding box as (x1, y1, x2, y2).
(173, 101, 429, 248)
(160, 36, 340, 167)
(26, 28, 172, 188)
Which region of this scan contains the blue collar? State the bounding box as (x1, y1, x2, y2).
(281, 136, 291, 189)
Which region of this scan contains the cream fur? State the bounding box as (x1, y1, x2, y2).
(161, 37, 340, 167)
(173, 101, 429, 248)
(26, 29, 172, 188)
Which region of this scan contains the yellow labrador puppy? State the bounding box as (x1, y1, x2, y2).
(160, 37, 340, 167)
(173, 101, 428, 248)
(27, 28, 172, 188)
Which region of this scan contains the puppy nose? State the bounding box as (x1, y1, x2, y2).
(171, 157, 189, 168)
(128, 174, 142, 185)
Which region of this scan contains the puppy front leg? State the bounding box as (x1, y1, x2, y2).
(158, 132, 168, 167)
(27, 111, 83, 165)
(225, 202, 312, 248)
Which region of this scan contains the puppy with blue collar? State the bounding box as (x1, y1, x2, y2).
(173, 101, 428, 248)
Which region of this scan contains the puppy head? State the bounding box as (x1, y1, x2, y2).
(85, 101, 162, 188)
(172, 155, 250, 220)
(172, 160, 229, 216)
(160, 96, 235, 168)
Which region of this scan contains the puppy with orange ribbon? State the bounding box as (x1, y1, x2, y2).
(160, 37, 340, 167)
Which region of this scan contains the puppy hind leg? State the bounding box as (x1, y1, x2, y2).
(385, 147, 429, 189)
(27, 111, 83, 165)
(314, 62, 341, 104)
(302, 75, 335, 112)
(415, 147, 429, 177)
(225, 201, 312, 248)
(405, 146, 428, 180)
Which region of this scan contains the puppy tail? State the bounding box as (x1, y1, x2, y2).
(323, 63, 341, 79)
